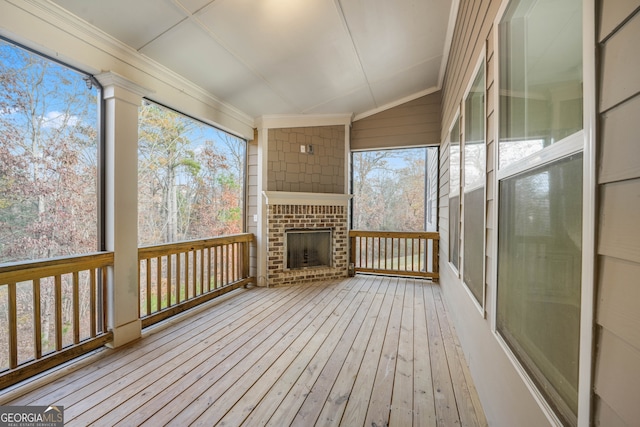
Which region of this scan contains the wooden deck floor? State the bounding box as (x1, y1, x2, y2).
(1, 275, 487, 426)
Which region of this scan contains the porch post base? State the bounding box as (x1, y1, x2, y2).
(107, 319, 142, 348)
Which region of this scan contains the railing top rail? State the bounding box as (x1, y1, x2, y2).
(138, 233, 255, 259)
(0, 252, 114, 284)
(349, 230, 440, 240)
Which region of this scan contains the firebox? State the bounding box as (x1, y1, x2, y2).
(285, 228, 332, 270)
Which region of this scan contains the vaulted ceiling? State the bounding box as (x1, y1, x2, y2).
(51, 0, 456, 120)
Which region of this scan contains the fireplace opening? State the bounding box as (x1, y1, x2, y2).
(285, 228, 332, 270)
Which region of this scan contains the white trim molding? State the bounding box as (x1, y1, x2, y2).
(262, 191, 352, 207)
(256, 114, 353, 130)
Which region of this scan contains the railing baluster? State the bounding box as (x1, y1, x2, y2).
(155, 257, 161, 311)
(191, 249, 197, 298)
(228, 244, 232, 285)
(390, 238, 394, 271)
(232, 243, 236, 283)
(213, 246, 218, 289)
(176, 253, 182, 303)
(55, 275, 62, 351)
(410, 239, 415, 272)
(102, 267, 108, 332)
(90, 269, 96, 338)
(8, 282, 18, 369)
(348, 231, 439, 280)
(199, 248, 204, 296)
(167, 254, 173, 306)
(73, 271, 80, 344)
(133, 234, 255, 328)
(206, 247, 211, 292)
(144, 258, 150, 316)
(34, 278, 42, 359)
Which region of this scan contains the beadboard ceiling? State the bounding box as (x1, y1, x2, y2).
(50, 0, 456, 120)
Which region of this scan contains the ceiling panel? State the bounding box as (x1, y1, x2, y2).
(339, 0, 450, 83)
(176, 0, 215, 15)
(53, 0, 188, 50)
(195, 0, 368, 110)
(369, 56, 442, 106)
(139, 19, 257, 97)
(49, 0, 455, 120)
(302, 86, 376, 115)
(139, 19, 293, 115)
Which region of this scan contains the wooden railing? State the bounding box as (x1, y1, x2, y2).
(0, 252, 113, 389)
(349, 230, 439, 281)
(138, 233, 255, 328)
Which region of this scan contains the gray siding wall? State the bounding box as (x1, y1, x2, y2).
(438, 1, 552, 425)
(246, 130, 258, 277)
(595, 2, 640, 426)
(351, 93, 441, 150)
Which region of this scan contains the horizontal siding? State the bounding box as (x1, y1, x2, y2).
(600, 11, 640, 112)
(595, 398, 628, 427)
(594, 330, 640, 425)
(246, 137, 259, 277)
(597, 256, 640, 352)
(596, 5, 640, 427)
(599, 94, 640, 183)
(350, 92, 441, 150)
(599, 0, 640, 42)
(598, 178, 640, 264)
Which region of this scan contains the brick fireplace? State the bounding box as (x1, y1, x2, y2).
(263, 191, 350, 286)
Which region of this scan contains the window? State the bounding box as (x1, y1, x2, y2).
(0, 39, 101, 264)
(448, 118, 461, 270)
(351, 147, 435, 232)
(496, 0, 583, 425)
(498, 0, 583, 169)
(138, 101, 246, 245)
(463, 63, 486, 305)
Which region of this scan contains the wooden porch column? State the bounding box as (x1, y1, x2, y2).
(96, 72, 151, 348)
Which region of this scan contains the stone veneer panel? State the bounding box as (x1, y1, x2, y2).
(267, 204, 348, 286)
(267, 125, 345, 194)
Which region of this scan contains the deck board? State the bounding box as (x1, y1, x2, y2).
(1, 276, 487, 427)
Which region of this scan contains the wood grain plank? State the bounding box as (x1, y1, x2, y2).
(4, 276, 488, 427)
(365, 277, 404, 426)
(230, 276, 376, 426)
(339, 277, 398, 426)
(389, 279, 415, 426)
(413, 283, 437, 427)
(67, 289, 307, 423)
(193, 278, 370, 426)
(5, 287, 265, 406)
(299, 280, 388, 427)
(147, 281, 349, 425)
(97, 284, 326, 426)
(271, 277, 381, 425)
(425, 284, 460, 426)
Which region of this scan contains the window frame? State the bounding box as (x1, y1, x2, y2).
(137, 98, 248, 245)
(349, 146, 432, 232)
(461, 54, 487, 313)
(0, 36, 106, 261)
(447, 111, 461, 274)
(489, 0, 596, 426)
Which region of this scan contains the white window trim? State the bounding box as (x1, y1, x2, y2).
(489, 0, 596, 425)
(447, 109, 461, 276)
